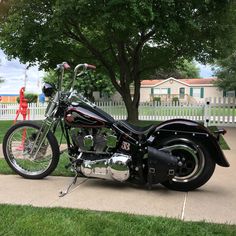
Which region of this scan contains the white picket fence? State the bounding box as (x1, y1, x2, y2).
(0, 103, 47, 121)
(0, 97, 235, 127)
(204, 97, 236, 127)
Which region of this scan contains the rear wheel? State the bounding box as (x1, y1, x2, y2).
(158, 136, 215, 191)
(3, 121, 60, 179)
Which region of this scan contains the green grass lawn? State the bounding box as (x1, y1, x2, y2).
(0, 121, 13, 144)
(0, 204, 235, 236)
(0, 153, 73, 176)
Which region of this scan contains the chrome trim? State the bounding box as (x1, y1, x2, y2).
(29, 118, 54, 159)
(160, 139, 205, 183)
(45, 92, 60, 118)
(5, 126, 53, 176)
(109, 153, 131, 182)
(80, 153, 131, 182)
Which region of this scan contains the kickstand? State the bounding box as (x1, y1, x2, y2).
(59, 174, 78, 197)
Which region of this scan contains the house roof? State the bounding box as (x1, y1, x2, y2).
(141, 78, 217, 87)
(181, 78, 217, 85)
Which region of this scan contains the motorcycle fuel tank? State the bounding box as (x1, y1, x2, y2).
(64, 104, 112, 127)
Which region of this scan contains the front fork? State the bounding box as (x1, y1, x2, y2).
(29, 117, 56, 159)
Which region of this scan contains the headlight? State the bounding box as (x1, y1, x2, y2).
(42, 83, 55, 97)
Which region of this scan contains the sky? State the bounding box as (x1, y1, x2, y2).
(0, 49, 214, 95)
(0, 49, 44, 95)
(196, 62, 215, 78)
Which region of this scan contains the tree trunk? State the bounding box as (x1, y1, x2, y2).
(122, 93, 139, 123)
(126, 102, 139, 123)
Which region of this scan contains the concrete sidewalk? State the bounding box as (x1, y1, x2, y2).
(0, 127, 235, 224)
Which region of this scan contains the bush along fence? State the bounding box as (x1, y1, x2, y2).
(0, 97, 235, 127)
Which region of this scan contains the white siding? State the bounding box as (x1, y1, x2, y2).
(204, 86, 223, 98)
(140, 87, 151, 102)
(156, 79, 189, 95)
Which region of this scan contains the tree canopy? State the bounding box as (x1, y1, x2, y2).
(43, 70, 115, 101)
(152, 60, 200, 80)
(1, 0, 236, 121)
(215, 52, 236, 92)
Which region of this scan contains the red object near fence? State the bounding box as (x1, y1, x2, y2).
(14, 87, 30, 151)
(14, 87, 30, 123)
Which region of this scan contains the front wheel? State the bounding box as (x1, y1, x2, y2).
(3, 121, 60, 179)
(157, 136, 216, 191)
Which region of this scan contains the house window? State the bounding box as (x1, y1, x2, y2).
(179, 87, 185, 98)
(154, 88, 169, 95)
(226, 91, 235, 97)
(190, 88, 204, 98)
(192, 88, 201, 98)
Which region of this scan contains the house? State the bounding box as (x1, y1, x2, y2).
(89, 77, 234, 103)
(140, 77, 225, 103)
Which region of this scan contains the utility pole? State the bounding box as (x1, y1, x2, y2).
(0, 59, 4, 84)
(24, 64, 28, 89)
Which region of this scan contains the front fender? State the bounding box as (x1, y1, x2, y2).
(148, 119, 229, 167)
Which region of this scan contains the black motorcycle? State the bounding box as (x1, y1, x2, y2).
(2, 62, 229, 196)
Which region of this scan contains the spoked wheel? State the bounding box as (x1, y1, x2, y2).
(158, 136, 216, 191)
(3, 121, 60, 179)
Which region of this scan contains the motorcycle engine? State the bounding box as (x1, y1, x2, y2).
(71, 127, 117, 153)
(71, 128, 132, 182)
(80, 153, 132, 182)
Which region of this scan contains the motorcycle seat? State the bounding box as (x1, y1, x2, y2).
(118, 120, 156, 135)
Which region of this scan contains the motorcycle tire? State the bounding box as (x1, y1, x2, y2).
(157, 135, 216, 191)
(3, 121, 60, 179)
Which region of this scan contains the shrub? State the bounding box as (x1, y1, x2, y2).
(17, 93, 38, 103)
(153, 97, 161, 104)
(172, 97, 179, 105)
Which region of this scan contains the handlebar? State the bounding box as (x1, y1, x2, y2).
(86, 64, 96, 70)
(70, 63, 96, 92)
(63, 62, 71, 69)
(49, 62, 97, 108)
(74, 63, 96, 75)
(55, 62, 71, 71)
(54, 62, 96, 92)
(55, 62, 95, 73)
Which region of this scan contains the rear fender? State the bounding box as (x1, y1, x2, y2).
(147, 119, 229, 167)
